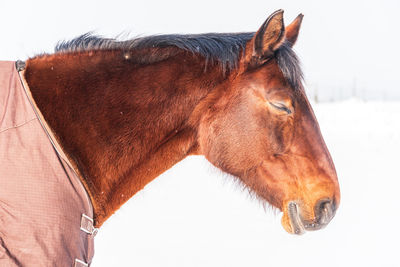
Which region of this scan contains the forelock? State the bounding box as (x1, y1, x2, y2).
(275, 42, 304, 90)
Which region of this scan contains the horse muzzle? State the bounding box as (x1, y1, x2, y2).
(283, 198, 337, 235)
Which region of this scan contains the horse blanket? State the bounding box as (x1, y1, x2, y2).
(0, 61, 95, 266)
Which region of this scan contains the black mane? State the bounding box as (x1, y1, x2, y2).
(55, 32, 303, 89)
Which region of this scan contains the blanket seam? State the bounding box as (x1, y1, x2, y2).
(0, 117, 37, 134)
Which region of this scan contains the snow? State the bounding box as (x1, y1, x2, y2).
(92, 99, 400, 267)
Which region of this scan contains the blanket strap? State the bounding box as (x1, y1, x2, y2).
(80, 213, 99, 236)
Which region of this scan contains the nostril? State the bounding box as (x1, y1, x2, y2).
(315, 198, 335, 224)
(318, 199, 331, 211)
(331, 199, 337, 214)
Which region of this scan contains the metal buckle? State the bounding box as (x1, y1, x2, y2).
(74, 259, 88, 267)
(15, 60, 26, 72)
(80, 214, 98, 236)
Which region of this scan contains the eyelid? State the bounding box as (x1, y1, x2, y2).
(269, 101, 293, 114)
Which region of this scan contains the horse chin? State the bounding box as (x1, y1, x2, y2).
(281, 201, 306, 235)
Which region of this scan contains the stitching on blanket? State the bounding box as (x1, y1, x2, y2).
(0, 118, 37, 134)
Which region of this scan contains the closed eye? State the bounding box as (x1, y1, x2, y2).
(270, 102, 292, 115)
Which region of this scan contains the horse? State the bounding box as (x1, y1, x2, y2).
(0, 9, 340, 266)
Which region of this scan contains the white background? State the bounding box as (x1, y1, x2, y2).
(2, 1, 400, 266)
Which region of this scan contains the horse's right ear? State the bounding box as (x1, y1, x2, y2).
(244, 10, 285, 67)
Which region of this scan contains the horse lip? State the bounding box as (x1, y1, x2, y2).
(303, 221, 325, 231)
(287, 200, 335, 234)
(287, 201, 306, 235)
(303, 201, 335, 231)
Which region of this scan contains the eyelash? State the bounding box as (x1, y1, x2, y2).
(270, 102, 292, 115)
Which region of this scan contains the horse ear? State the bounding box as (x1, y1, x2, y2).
(285, 14, 303, 47)
(245, 10, 285, 66)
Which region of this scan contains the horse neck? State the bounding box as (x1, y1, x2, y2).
(24, 49, 226, 225)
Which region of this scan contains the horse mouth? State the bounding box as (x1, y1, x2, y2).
(285, 199, 336, 235)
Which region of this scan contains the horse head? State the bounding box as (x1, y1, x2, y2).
(196, 10, 340, 234)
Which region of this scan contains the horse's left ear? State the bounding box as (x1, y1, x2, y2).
(245, 10, 285, 67)
(285, 14, 304, 47)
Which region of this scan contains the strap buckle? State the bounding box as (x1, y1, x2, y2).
(80, 214, 98, 236)
(74, 258, 88, 267)
(15, 60, 26, 71)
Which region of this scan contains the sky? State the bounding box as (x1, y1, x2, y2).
(2, 0, 400, 101)
(1, 1, 400, 266)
